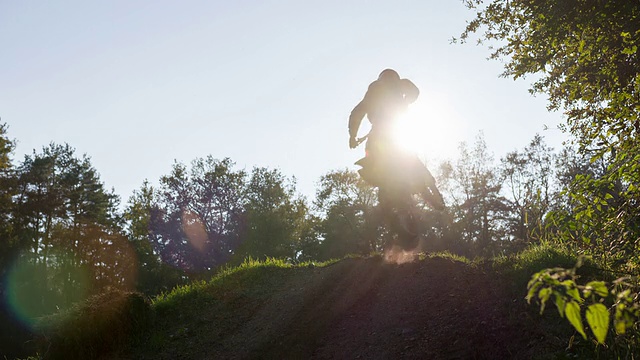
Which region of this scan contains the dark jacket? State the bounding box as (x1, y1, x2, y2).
(348, 78, 419, 139)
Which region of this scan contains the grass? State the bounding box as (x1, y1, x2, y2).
(424, 250, 476, 265)
(490, 240, 613, 294)
(24, 257, 321, 359)
(146, 247, 544, 311)
(152, 256, 340, 310)
(26, 247, 623, 359)
(493, 241, 581, 286)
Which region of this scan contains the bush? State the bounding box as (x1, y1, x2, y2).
(34, 289, 152, 360)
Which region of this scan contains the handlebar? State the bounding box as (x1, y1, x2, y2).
(355, 135, 368, 147)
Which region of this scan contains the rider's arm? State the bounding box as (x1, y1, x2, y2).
(349, 100, 367, 140)
(349, 83, 374, 143)
(400, 78, 419, 104)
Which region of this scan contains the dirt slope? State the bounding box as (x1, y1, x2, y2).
(126, 255, 565, 360)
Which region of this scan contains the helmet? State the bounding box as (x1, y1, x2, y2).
(378, 68, 400, 82)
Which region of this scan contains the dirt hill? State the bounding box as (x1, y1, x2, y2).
(118, 252, 568, 360)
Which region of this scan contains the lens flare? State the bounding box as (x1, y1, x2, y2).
(392, 111, 424, 155)
(391, 96, 462, 160)
(182, 210, 208, 252)
(3, 232, 139, 329)
(4, 251, 91, 328)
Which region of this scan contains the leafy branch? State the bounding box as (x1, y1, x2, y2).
(527, 258, 640, 345)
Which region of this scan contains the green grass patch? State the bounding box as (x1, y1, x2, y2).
(152, 256, 336, 311)
(423, 250, 475, 265)
(502, 241, 577, 269)
(134, 256, 346, 358)
(490, 241, 617, 289)
(24, 256, 344, 359)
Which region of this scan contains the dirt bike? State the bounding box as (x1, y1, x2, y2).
(353, 134, 445, 252)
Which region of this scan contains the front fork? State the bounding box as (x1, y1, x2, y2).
(378, 188, 420, 251)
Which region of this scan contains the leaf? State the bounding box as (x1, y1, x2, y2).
(561, 280, 582, 302)
(566, 301, 587, 339)
(622, 45, 638, 55)
(614, 304, 629, 334)
(586, 304, 609, 344)
(585, 281, 609, 298)
(527, 271, 544, 289)
(526, 281, 543, 303)
(538, 287, 552, 314)
(554, 293, 566, 318)
(615, 319, 627, 334)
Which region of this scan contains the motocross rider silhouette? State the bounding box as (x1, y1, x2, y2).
(349, 69, 444, 210)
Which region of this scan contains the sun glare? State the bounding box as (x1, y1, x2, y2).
(391, 95, 461, 161)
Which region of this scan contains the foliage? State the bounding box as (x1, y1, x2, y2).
(499, 241, 579, 272)
(460, 0, 640, 262)
(527, 259, 640, 353)
(461, 0, 640, 352)
(233, 167, 310, 263)
(124, 181, 188, 295)
(312, 169, 379, 260)
(34, 289, 151, 360)
(0, 122, 16, 282)
(437, 133, 509, 255)
(460, 0, 640, 154)
(9, 143, 129, 315)
(500, 134, 555, 243)
(149, 156, 246, 272)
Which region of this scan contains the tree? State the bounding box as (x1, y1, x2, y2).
(460, 0, 640, 263)
(233, 167, 310, 263)
(462, 1, 640, 349)
(123, 180, 187, 295)
(313, 169, 378, 260)
(0, 123, 16, 278)
(500, 134, 555, 242)
(460, 0, 640, 153)
(150, 157, 246, 273)
(438, 133, 509, 255)
(10, 143, 127, 317)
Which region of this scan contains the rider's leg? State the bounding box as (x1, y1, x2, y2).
(410, 158, 445, 210)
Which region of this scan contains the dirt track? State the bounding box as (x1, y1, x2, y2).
(129, 254, 565, 360)
(257, 255, 549, 359)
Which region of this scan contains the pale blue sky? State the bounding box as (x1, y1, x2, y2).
(1, 1, 567, 203)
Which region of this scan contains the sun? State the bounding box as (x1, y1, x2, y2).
(391, 95, 461, 161)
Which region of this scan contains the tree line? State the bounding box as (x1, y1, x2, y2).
(0, 123, 602, 312)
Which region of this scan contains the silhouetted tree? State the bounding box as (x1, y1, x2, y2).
(10, 143, 125, 316)
(500, 134, 555, 243)
(461, 0, 640, 264)
(123, 180, 186, 295)
(0, 123, 16, 278)
(233, 167, 310, 263)
(150, 157, 246, 273)
(0, 123, 26, 360)
(313, 169, 378, 260)
(438, 134, 509, 255)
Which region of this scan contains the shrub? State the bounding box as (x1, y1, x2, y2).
(34, 289, 152, 360)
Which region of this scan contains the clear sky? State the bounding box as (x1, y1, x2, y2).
(0, 1, 567, 204)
